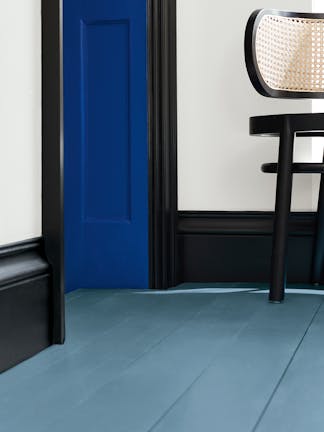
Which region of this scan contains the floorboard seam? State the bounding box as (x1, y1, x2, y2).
(145, 356, 217, 432)
(54, 296, 221, 412)
(65, 289, 118, 304)
(145, 297, 262, 432)
(251, 298, 324, 432)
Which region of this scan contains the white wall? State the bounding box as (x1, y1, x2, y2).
(0, 1, 322, 249)
(0, 1, 42, 245)
(177, 0, 321, 212)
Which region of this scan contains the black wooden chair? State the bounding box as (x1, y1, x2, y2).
(245, 9, 324, 302)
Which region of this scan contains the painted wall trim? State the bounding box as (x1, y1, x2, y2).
(148, 0, 178, 289)
(0, 238, 49, 288)
(177, 211, 317, 284)
(42, 0, 65, 344)
(0, 239, 51, 373)
(178, 211, 316, 236)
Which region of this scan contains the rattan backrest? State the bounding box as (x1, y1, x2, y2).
(245, 9, 324, 98)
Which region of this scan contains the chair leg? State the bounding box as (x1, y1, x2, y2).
(312, 152, 324, 284)
(269, 120, 294, 303)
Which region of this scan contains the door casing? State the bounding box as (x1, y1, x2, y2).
(41, 0, 178, 343)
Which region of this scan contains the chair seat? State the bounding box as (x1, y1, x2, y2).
(250, 113, 324, 137)
(262, 163, 324, 174)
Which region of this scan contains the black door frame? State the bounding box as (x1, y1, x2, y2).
(42, 0, 65, 344)
(148, 0, 178, 290)
(42, 0, 179, 343)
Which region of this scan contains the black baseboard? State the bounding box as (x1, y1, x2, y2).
(177, 212, 317, 284)
(0, 239, 51, 373)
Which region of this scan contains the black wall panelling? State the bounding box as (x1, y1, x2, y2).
(177, 212, 316, 284)
(0, 239, 51, 373)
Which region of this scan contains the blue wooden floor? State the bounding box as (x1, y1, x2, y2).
(1, 285, 324, 432)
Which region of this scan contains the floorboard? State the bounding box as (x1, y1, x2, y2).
(0, 291, 214, 431)
(45, 293, 320, 432)
(0, 288, 323, 432)
(41, 292, 258, 432)
(0, 290, 125, 394)
(148, 293, 322, 432)
(255, 299, 324, 432)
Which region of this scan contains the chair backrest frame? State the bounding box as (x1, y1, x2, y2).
(245, 9, 324, 99)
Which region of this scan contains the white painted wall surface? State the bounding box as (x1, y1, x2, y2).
(0, 1, 323, 248)
(177, 0, 320, 211)
(0, 1, 42, 245)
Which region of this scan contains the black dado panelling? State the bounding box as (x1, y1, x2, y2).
(178, 211, 315, 236)
(0, 238, 51, 373)
(0, 243, 49, 288)
(0, 275, 51, 373)
(178, 234, 313, 283)
(177, 212, 316, 284)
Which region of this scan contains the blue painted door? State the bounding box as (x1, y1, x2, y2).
(64, 0, 149, 291)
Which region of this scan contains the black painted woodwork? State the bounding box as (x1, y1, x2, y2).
(178, 212, 315, 236)
(148, 0, 178, 289)
(0, 275, 51, 373)
(0, 239, 51, 373)
(42, 0, 65, 343)
(177, 212, 316, 284)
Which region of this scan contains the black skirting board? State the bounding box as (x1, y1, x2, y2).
(0, 239, 51, 373)
(177, 212, 317, 284)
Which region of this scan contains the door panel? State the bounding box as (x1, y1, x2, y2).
(82, 20, 131, 223)
(64, 0, 149, 291)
